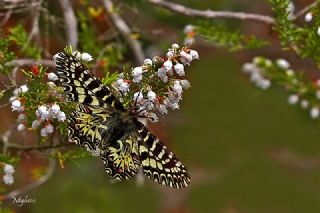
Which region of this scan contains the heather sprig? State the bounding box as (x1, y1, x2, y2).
(111, 43, 199, 122)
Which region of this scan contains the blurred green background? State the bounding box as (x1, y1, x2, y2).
(4, 0, 320, 212)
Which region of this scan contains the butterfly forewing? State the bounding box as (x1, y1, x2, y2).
(54, 52, 124, 110)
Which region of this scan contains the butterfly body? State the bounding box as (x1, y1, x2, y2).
(55, 52, 190, 188)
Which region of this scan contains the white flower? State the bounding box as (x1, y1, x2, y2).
(13, 88, 19, 96)
(36, 105, 50, 120)
(53, 53, 59, 62)
(173, 81, 183, 95)
(158, 104, 168, 114)
(19, 85, 29, 93)
(4, 164, 15, 174)
(163, 60, 173, 71)
(276, 59, 290, 69)
(167, 101, 179, 110)
(48, 72, 58, 81)
(184, 37, 195, 46)
(317, 27, 320, 37)
(180, 50, 187, 57)
(242, 63, 256, 73)
(174, 63, 185, 76)
(3, 174, 14, 185)
(32, 120, 41, 129)
(132, 67, 143, 83)
(147, 91, 156, 102)
(171, 43, 180, 49)
(119, 82, 129, 93)
(72, 51, 81, 60)
(57, 111, 66, 122)
(301, 100, 309, 109)
(305, 12, 313, 22)
(116, 79, 124, 86)
(81, 52, 93, 62)
(132, 67, 143, 77)
(144, 59, 152, 66)
(288, 94, 299, 105)
(51, 104, 60, 114)
(310, 107, 319, 119)
(37, 105, 47, 115)
(147, 112, 158, 123)
(286, 69, 294, 76)
(10, 96, 17, 102)
(189, 50, 199, 59)
(40, 128, 48, 137)
(133, 92, 143, 102)
(180, 53, 193, 65)
(258, 79, 271, 90)
(47, 82, 56, 88)
(157, 68, 168, 83)
(17, 124, 26, 131)
(11, 100, 22, 111)
(166, 51, 174, 59)
(45, 124, 54, 134)
(17, 114, 26, 122)
(180, 80, 191, 89)
(250, 72, 262, 83)
(183, 25, 194, 34)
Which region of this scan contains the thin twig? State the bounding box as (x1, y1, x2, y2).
(58, 0, 78, 48)
(294, 1, 318, 18)
(2, 158, 56, 201)
(148, 0, 275, 25)
(102, 0, 145, 64)
(6, 58, 55, 67)
(7, 142, 75, 152)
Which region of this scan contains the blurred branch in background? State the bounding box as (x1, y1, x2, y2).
(2, 159, 56, 201)
(102, 0, 145, 64)
(148, 0, 275, 24)
(58, 0, 78, 48)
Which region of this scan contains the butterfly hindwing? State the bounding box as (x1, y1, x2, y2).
(100, 134, 141, 180)
(136, 122, 190, 188)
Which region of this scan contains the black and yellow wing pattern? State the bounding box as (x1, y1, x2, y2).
(54, 52, 190, 188)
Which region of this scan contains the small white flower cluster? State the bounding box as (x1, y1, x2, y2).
(303, 10, 320, 36)
(10, 85, 28, 130)
(10, 84, 29, 111)
(287, 93, 320, 119)
(113, 44, 198, 122)
(242, 58, 272, 90)
(183, 25, 196, 46)
(3, 164, 15, 185)
(34, 103, 66, 137)
(305, 12, 313, 22)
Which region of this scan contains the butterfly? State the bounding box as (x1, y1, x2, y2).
(54, 52, 190, 188)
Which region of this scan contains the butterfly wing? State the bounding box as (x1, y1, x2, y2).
(100, 134, 141, 181)
(136, 122, 190, 188)
(68, 104, 140, 180)
(67, 103, 110, 150)
(54, 52, 124, 111)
